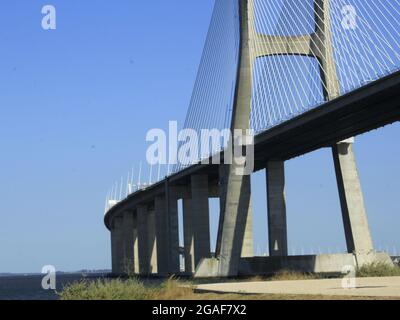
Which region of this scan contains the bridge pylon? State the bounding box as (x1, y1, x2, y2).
(208, 0, 385, 278)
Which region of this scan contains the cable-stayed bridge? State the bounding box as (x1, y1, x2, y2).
(104, 0, 400, 277)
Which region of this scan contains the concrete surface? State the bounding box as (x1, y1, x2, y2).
(195, 277, 400, 298)
(332, 141, 374, 255)
(190, 175, 211, 268)
(266, 161, 288, 257)
(194, 252, 393, 278)
(217, 0, 253, 277)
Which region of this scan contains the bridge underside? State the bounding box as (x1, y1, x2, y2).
(253, 70, 400, 168)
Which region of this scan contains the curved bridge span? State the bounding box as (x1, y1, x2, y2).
(104, 0, 400, 277)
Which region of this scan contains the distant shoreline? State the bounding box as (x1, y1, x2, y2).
(0, 271, 111, 278)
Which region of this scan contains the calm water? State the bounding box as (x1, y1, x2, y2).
(0, 273, 108, 300)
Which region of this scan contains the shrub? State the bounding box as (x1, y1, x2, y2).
(60, 278, 151, 300)
(269, 270, 320, 281)
(357, 262, 400, 278)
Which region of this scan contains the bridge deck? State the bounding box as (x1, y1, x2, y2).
(105, 70, 400, 229)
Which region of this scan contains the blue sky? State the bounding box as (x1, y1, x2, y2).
(0, 0, 398, 273)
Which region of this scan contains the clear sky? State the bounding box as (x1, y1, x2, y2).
(0, 0, 398, 273)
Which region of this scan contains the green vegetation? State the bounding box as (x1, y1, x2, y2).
(60, 278, 153, 300)
(268, 270, 321, 281)
(59, 277, 197, 300)
(357, 262, 400, 278)
(59, 264, 400, 300)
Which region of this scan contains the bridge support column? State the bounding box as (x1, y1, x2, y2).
(122, 211, 135, 275)
(241, 199, 254, 258)
(110, 218, 117, 274)
(169, 198, 180, 274)
(155, 196, 169, 275)
(147, 209, 158, 274)
(191, 175, 211, 269)
(133, 216, 139, 274)
(183, 199, 195, 274)
(166, 183, 180, 274)
(111, 215, 124, 275)
(266, 161, 288, 257)
(219, 173, 252, 277)
(137, 204, 150, 275)
(217, 165, 254, 260)
(332, 140, 374, 256)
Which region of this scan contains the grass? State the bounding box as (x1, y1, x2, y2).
(59, 277, 202, 300)
(357, 262, 400, 278)
(60, 278, 153, 300)
(59, 264, 400, 300)
(268, 270, 321, 281)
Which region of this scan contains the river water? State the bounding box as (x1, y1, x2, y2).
(0, 273, 108, 300)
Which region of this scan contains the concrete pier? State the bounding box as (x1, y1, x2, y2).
(183, 199, 195, 274)
(266, 161, 288, 257)
(166, 184, 180, 274)
(122, 211, 135, 274)
(147, 209, 158, 274)
(219, 174, 252, 276)
(133, 217, 139, 274)
(333, 140, 374, 256)
(190, 175, 211, 268)
(111, 215, 124, 274)
(241, 198, 254, 258)
(217, 167, 254, 260)
(155, 196, 169, 275)
(136, 204, 150, 275)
